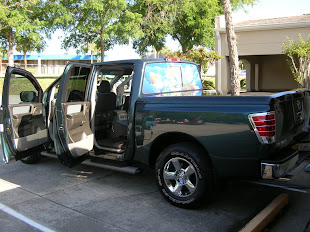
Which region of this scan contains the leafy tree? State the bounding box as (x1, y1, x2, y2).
(77, 42, 100, 63)
(165, 47, 221, 74)
(15, 32, 46, 69)
(131, 0, 174, 55)
(157, 46, 173, 58)
(171, 0, 221, 53)
(221, 0, 240, 96)
(0, 45, 7, 74)
(172, 0, 256, 53)
(282, 34, 310, 88)
(0, 0, 48, 66)
(60, 0, 143, 62)
(80, 42, 100, 63)
(132, 0, 256, 54)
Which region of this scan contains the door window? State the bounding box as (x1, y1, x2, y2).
(66, 67, 91, 102)
(8, 73, 39, 104)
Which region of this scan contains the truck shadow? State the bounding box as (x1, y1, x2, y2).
(0, 157, 309, 232)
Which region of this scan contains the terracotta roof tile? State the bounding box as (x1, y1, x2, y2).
(234, 14, 310, 27)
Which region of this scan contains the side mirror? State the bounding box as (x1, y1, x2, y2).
(20, 91, 37, 102)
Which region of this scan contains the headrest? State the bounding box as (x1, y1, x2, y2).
(98, 80, 110, 93)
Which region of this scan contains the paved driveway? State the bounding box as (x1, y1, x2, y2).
(0, 156, 309, 232)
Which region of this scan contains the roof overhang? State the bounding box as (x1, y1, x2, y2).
(215, 21, 310, 33)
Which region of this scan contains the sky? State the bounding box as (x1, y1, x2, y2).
(233, 0, 310, 21)
(18, 0, 310, 60)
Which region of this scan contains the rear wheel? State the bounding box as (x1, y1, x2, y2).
(155, 143, 213, 208)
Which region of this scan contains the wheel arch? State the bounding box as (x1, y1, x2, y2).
(149, 132, 213, 169)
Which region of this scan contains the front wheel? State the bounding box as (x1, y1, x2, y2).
(155, 143, 213, 209)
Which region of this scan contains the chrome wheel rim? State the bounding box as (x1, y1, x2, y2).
(163, 157, 198, 198)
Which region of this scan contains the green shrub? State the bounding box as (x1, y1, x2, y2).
(202, 80, 215, 90)
(240, 79, 246, 89)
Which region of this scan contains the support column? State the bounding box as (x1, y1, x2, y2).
(255, 64, 259, 91)
(243, 60, 251, 92)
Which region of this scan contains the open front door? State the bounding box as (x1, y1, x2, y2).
(54, 63, 94, 167)
(0, 67, 47, 163)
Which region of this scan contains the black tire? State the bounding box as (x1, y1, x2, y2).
(21, 151, 41, 164)
(155, 142, 213, 209)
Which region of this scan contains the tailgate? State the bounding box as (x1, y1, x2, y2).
(274, 90, 310, 148)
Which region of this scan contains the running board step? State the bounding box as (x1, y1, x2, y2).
(82, 160, 141, 175)
(40, 151, 141, 175)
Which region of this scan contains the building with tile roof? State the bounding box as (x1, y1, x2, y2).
(215, 13, 310, 94)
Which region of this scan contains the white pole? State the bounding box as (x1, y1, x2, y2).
(37, 52, 41, 75)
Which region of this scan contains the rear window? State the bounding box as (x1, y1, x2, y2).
(142, 63, 202, 96)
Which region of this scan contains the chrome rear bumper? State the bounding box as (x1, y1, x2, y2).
(261, 150, 301, 179)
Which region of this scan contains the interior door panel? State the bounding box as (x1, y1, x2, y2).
(0, 66, 48, 163)
(54, 64, 94, 162)
(9, 103, 47, 152)
(62, 102, 93, 157)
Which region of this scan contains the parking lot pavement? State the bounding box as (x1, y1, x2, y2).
(0, 156, 309, 232)
(0, 210, 41, 232)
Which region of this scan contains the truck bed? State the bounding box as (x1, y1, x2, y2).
(134, 89, 310, 177)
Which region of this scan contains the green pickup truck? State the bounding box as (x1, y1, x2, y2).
(1, 59, 309, 208)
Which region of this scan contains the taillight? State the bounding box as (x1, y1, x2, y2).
(248, 112, 276, 144)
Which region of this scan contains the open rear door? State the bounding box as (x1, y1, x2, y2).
(0, 67, 47, 163)
(54, 63, 94, 167)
